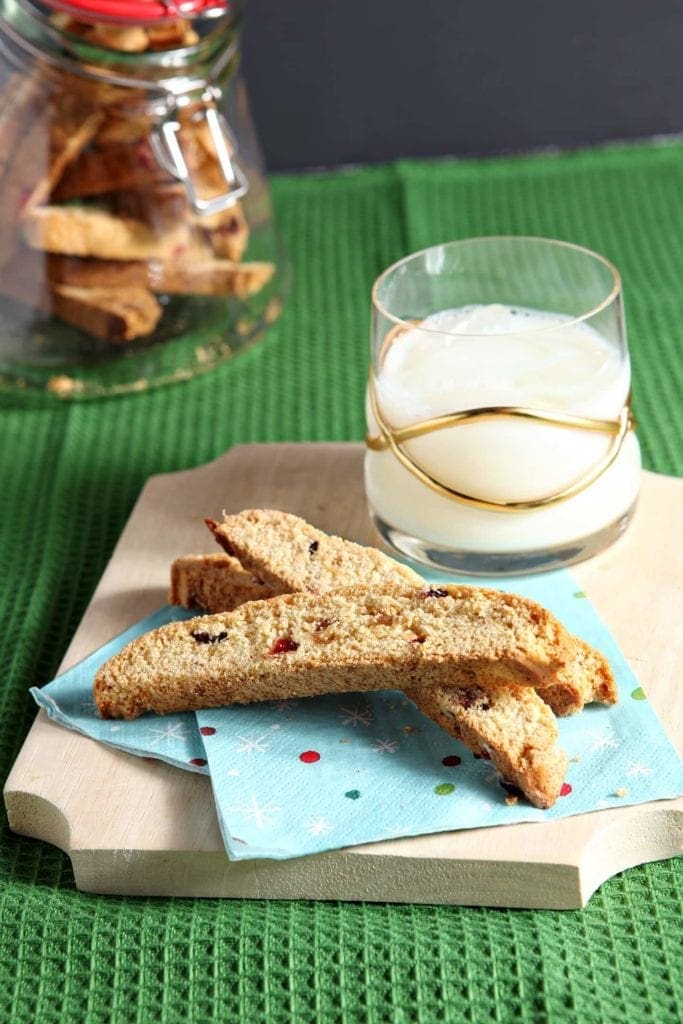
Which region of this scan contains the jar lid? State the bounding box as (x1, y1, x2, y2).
(42, 0, 229, 24)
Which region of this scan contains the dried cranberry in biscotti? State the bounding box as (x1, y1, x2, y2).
(268, 636, 299, 655)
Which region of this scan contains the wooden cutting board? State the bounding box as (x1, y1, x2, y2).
(4, 444, 682, 908)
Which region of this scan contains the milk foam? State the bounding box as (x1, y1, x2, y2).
(378, 304, 627, 425)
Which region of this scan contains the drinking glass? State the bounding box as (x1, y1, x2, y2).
(365, 236, 641, 575)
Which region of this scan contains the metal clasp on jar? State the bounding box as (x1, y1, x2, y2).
(151, 83, 248, 217)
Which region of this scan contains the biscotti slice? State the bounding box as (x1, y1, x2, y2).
(94, 584, 575, 719)
(22, 207, 211, 262)
(1, 250, 163, 344)
(170, 553, 277, 612)
(406, 679, 568, 809)
(51, 285, 162, 343)
(48, 256, 276, 299)
(87, 20, 200, 52)
(171, 543, 570, 805)
(53, 111, 215, 204)
(50, 16, 150, 52)
(207, 509, 616, 714)
(1, 106, 102, 269)
(53, 140, 171, 201)
(206, 509, 422, 593)
(51, 15, 199, 51)
(26, 107, 104, 213)
(168, 542, 569, 808)
(150, 259, 274, 298)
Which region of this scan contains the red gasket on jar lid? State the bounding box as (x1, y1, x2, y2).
(43, 0, 229, 24)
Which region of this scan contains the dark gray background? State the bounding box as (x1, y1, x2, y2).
(241, 0, 683, 171)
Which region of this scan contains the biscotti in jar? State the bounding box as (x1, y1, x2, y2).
(0, 0, 286, 396)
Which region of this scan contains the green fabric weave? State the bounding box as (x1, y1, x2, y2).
(1, 139, 682, 1024)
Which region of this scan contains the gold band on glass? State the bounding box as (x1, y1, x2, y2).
(365, 371, 635, 512)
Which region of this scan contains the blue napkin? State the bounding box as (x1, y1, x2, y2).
(31, 606, 209, 774)
(31, 571, 683, 860)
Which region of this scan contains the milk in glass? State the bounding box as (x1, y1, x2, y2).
(365, 304, 641, 553)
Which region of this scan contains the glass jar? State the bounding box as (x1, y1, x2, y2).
(0, 0, 286, 396)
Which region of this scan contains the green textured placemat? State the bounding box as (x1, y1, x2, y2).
(1, 141, 682, 1024)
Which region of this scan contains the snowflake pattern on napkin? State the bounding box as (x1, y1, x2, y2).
(31, 606, 207, 773)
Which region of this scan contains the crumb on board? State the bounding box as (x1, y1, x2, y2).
(195, 345, 214, 365)
(236, 317, 253, 336)
(614, 787, 629, 798)
(505, 794, 519, 807)
(265, 297, 283, 323)
(47, 374, 85, 397)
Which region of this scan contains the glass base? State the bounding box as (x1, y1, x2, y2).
(0, 235, 289, 400)
(369, 504, 637, 577)
(0, 285, 286, 400)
